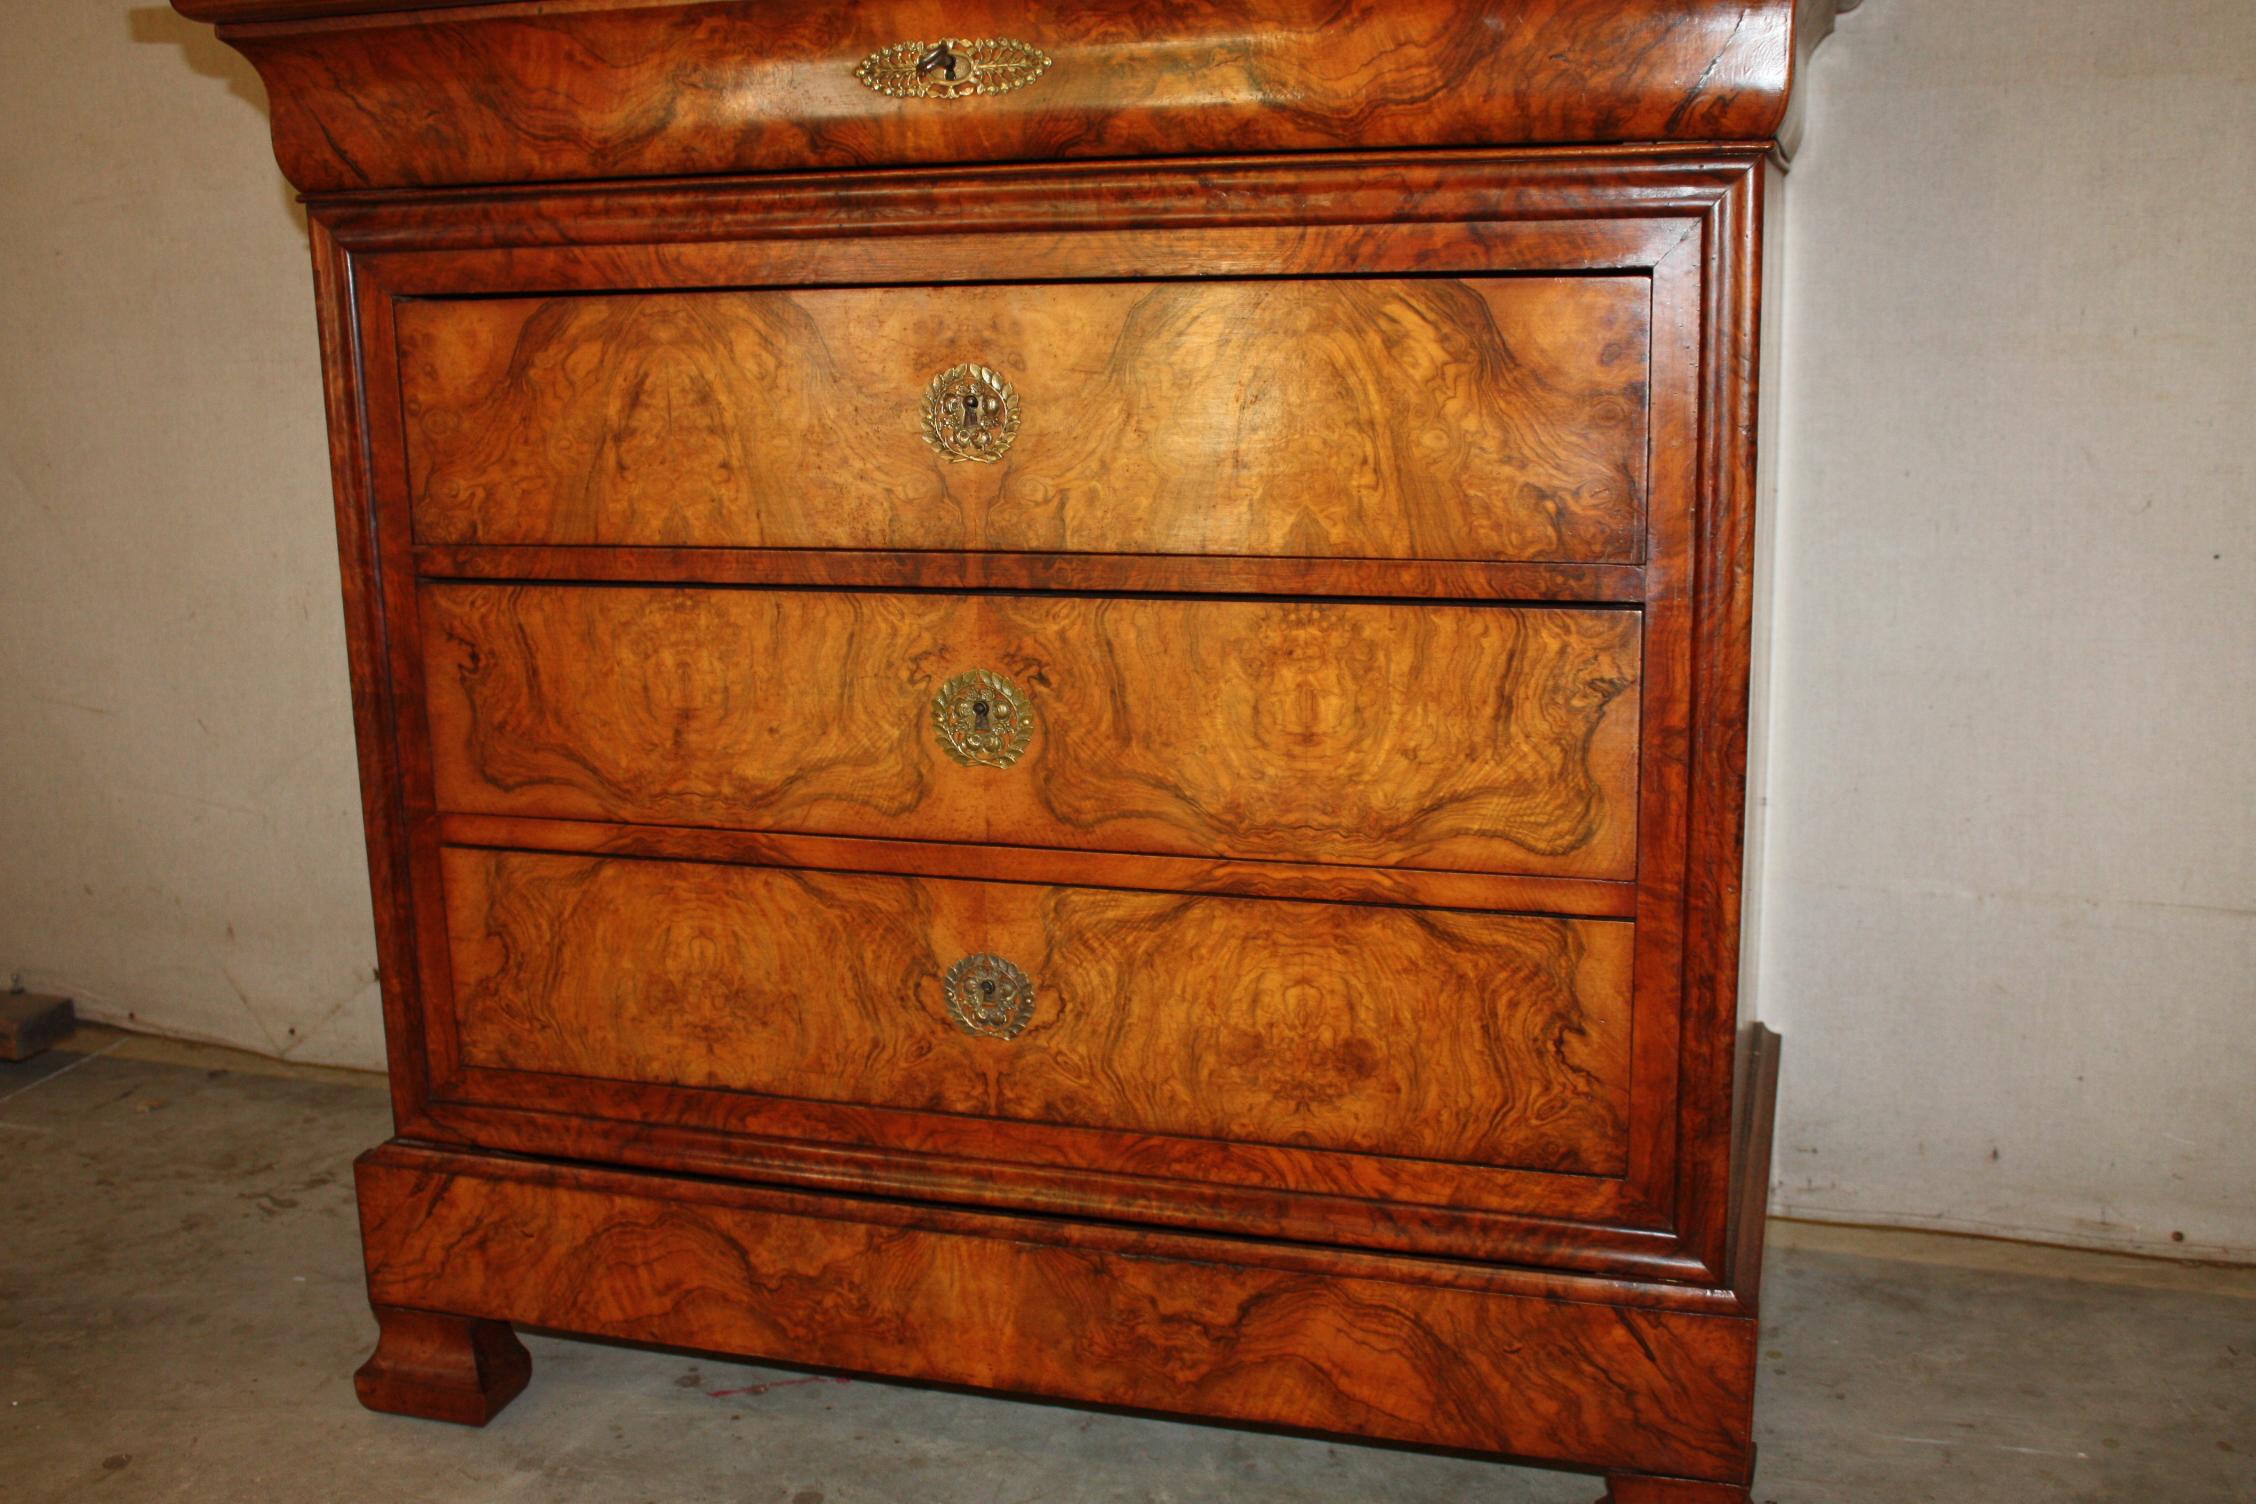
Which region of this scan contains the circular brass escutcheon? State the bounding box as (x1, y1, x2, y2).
(944, 953, 1036, 1039)
(933, 668, 1035, 769)
(922, 363, 1021, 463)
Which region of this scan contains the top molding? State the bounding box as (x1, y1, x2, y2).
(174, 0, 1850, 194)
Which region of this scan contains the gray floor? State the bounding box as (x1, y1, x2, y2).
(2, 1030, 2249, 1504)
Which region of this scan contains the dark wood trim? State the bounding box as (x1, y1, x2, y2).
(1727, 1026, 1784, 1310)
(305, 221, 433, 1135)
(312, 148, 1744, 252)
(415, 1086, 1718, 1278)
(433, 816, 1643, 921)
(353, 1305, 530, 1426)
(413, 546, 1648, 607)
(1670, 165, 1770, 1283)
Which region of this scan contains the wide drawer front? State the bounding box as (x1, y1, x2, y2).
(421, 585, 1641, 880)
(442, 848, 1633, 1177)
(225, 0, 1801, 193)
(397, 277, 1648, 563)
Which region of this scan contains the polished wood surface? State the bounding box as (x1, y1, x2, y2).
(359, 1144, 1761, 1482)
(421, 585, 1642, 879)
(353, 1305, 529, 1427)
(442, 847, 1635, 1174)
(164, 0, 1813, 1481)
(195, 0, 1814, 193)
(433, 812, 1640, 919)
(399, 277, 1648, 562)
(316, 148, 1757, 263)
(347, 155, 1745, 1286)
(413, 542, 1645, 608)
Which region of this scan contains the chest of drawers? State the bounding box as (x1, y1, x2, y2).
(167, 1, 1840, 1495)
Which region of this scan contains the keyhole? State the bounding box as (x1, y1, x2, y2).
(917, 42, 961, 81)
(979, 979, 997, 1000)
(971, 698, 992, 731)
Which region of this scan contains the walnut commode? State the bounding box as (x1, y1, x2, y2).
(163, 2, 1853, 1496)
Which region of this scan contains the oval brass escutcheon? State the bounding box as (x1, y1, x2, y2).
(854, 38, 1053, 100)
(944, 953, 1037, 1039)
(922, 363, 1021, 463)
(933, 668, 1035, 769)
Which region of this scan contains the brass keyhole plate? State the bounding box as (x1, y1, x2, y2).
(933, 668, 1035, 768)
(944, 953, 1036, 1039)
(855, 38, 1053, 100)
(922, 363, 1021, 463)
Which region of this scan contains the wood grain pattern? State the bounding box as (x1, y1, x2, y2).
(332, 155, 1757, 1288)
(157, 0, 1801, 1466)
(398, 277, 1649, 563)
(413, 543, 1646, 609)
(358, 1144, 1759, 1481)
(428, 1075, 1682, 1270)
(320, 149, 1744, 261)
(421, 585, 1642, 879)
(433, 811, 1642, 919)
(442, 847, 1634, 1174)
(202, 0, 1807, 193)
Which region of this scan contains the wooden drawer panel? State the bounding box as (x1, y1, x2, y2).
(398, 277, 1648, 563)
(442, 848, 1634, 1176)
(211, 0, 1805, 193)
(421, 585, 1641, 880)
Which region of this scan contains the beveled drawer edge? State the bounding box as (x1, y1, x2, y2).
(361, 1132, 1744, 1315)
(432, 815, 1641, 921)
(414, 544, 1650, 606)
(408, 1094, 1707, 1286)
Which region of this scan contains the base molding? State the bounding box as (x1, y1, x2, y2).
(355, 1144, 1760, 1482)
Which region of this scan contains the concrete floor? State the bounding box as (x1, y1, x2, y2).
(2, 1029, 2249, 1504)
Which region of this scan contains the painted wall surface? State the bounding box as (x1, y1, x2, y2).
(1, 2, 2249, 1255)
(1758, 0, 2255, 1261)
(0, 10, 384, 1067)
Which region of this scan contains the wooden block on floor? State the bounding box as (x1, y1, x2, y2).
(0, 993, 77, 1061)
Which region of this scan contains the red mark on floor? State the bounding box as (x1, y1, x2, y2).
(706, 1376, 852, 1399)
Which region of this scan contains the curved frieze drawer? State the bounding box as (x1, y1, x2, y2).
(199, 0, 1808, 192)
(418, 584, 1642, 881)
(440, 847, 1635, 1179)
(396, 277, 1649, 566)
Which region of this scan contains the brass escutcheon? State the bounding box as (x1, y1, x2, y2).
(932, 668, 1035, 769)
(944, 953, 1036, 1039)
(854, 38, 1053, 100)
(922, 363, 1021, 463)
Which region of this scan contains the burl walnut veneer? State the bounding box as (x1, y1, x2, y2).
(168, 0, 1848, 1495)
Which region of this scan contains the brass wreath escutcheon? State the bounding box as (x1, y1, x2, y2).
(933, 669, 1035, 769)
(854, 38, 1053, 100)
(944, 954, 1037, 1040)
(922, 363, 1021, 463)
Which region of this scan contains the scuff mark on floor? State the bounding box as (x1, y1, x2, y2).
(706, 1376, 853, 1400)
(1878, 1435, 2092, 1460)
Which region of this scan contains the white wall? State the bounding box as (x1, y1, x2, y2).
(1761, 0, 2256, 1260)
(0, 9, 385, 1067)
(0, 1, 2247, 1257)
